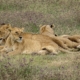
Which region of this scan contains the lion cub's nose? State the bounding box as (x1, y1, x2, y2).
(19, 37, 22, 39)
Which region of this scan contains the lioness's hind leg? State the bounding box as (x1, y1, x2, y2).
(41, 46, 58, 55)
(37, 49, 49, 55)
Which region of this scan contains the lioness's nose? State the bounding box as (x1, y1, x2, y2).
(19, 36, 22, 39)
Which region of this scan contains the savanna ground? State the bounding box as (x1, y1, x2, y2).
(0, 0, 80, 80)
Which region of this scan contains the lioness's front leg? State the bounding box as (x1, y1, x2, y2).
(7, 49, 22, 56)
(0, 48, 7, 55)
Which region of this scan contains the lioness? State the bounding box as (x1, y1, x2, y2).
(39, 25, 80, 49)
(60, 35, 80, 43)
(1, 26, 75, 56)
(1, 27, 60, 55)
(0, 23, 12, 45)
(0, 23, 12, 50)
(39, 25, 69, 49)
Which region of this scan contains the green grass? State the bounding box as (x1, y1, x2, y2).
(0, 53, 80, 80)
(0, 0, 80, 33)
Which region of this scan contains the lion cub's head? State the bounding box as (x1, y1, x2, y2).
(10, 27, 24, 43)
(0, 24, 12, 44)
(39, 24, 55, 35)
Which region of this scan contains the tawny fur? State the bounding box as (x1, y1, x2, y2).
(39, 25, 80, 49)
(0, 24, 12, 50)
(0, 24, 12, 45)
(60, 35, 80, 43)
(1, 27, 60, 55)
(39, 25, 69, 49)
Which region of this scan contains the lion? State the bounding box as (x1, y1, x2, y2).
(60, 35, 80, 43)
(0, 23, 12, 50)
(39, 25, 80, 49)
(39, 25, 69, 49)
(0, 23, 12, 45)
(1, 26, 76, 56)
(1, 27, 59, 55)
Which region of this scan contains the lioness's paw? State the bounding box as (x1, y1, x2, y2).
(77, 45, 80, 49)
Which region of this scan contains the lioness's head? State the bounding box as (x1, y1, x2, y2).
(0, 24, 12, 44)
(10, 27, 24, 43)
(39, 24, 55, 34)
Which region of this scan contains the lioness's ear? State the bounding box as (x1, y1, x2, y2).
(50, 24, 55, 28)
(52, 24, 55, 28)
(1, 23, 5, 25)
(7, 24, 12, 32)
(8, 27, 13, 32)
(7, 24, 11, 27)
(21, 27, 24, 31)
(6, 24, 12, 29)
(40, 25, 46, 33)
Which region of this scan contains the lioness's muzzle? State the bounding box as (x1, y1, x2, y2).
(19, 36, 22, 39)
(0, 38, 3, 40)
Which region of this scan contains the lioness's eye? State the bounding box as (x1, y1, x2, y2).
(8, 29, 11, 32)
(6, 26, 9, 29)
(15, 32, 18, 34)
